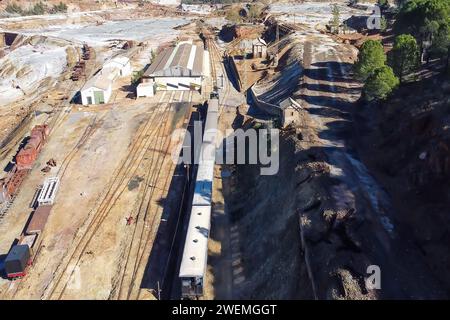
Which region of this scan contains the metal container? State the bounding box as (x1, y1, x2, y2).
(26, 205, 52, 235)
(4, 245, 30, 278)
(18, 234, 37, 250)
(5, 169, 27, 197)
(31, 125, 49, 140)
(24, 136, 42, 151)
(16, 148, 38, 170)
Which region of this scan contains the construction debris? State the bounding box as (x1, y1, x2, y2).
(47, 159, 57, 167)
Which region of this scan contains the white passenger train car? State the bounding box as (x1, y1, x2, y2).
(179, 96, 219, 298)
(192, 158, 214, 207)
(179, 205, 212, 297)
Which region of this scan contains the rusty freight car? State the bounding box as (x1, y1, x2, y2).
(15, 125, 49, 170)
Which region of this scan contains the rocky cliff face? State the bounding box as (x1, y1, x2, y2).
(356, 75, 450, 292)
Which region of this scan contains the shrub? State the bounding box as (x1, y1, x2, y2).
(363, 65, 400, 101)
(5, 3, 23, 14)
(354, 40, 387, 81)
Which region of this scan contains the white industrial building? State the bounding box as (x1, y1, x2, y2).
(142, 41, 205, 93)
(80, 72, 115, 105)
(136, 81, 155, 97)
(103, 56, 132, 77)
(80, 56, 131, 105)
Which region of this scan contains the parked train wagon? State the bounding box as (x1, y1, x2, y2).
(4, 232, 41, 278)
(203, 112, 218, 146)
(179, 96, 219, 299)
(0, 166, 29, 204)
(16, 125, 49, 170)
(179, 205, 212, 298)
(192, 157, 214, 207)
(26, 205, 53, 235)
(208, 94, 219, 112)
(3, 205, 50, 279)
(4, 244, 32, 278)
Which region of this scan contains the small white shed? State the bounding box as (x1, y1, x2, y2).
(137, 81, 155, 97)
(81, 73, 113, 105)
(103, 56, 132, 77)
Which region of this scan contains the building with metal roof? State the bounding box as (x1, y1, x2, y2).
(80, 70, 117, 105)
(103, 56, 132, 77)
(143, 41, 205, 91)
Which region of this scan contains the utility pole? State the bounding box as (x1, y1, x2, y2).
(157, 281, 162, 300)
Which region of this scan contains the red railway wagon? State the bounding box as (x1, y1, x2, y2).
(6, 167, 29, 198)
(4, 205, 52, 278)
(16, 125, 49, 170)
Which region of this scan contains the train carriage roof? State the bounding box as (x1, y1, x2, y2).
(179, 206, 212, 278)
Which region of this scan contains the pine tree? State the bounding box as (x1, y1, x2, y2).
(354, 40, 387, 81)
(363, 66, 400, 101)
(390, 34, 420, 82)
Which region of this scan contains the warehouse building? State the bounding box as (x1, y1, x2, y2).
(142, 41, 205, 92)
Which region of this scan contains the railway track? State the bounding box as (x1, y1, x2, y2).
(114, 94, 181, 300)
(159, 35, 231, 300)
(57, 114, 105, 182)
(208, 38, 232, 115)
(40, 91, 176, 300)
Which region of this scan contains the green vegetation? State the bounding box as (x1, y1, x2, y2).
(356, 39, 400, 101)
(131, 70, 144, 85)
(150, 49, 156, 62)
(356, 0, 449, 102)
(248, 3, 263, 22)
(225, 7, 242, 24)
(363, 65, 400, 101)
(329, 4, 341, 34)
(5, 3, 23, 14)
(28, 1, 47, 15)
(50, 2, 68, 14)
(380, 16, 388, 32)
(394, 0, 449, 62)
(390, 34, 420, 82)
(5, 1, 67, 16)
(354, 40, 387, 81)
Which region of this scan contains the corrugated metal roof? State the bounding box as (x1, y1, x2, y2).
(105, 56, 130, 68)
(81, 71, 114, 91)
(144, 42, 204, 77)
